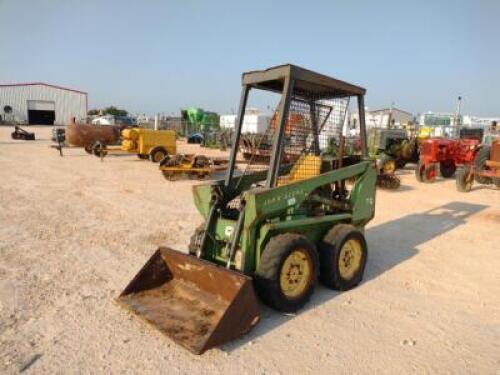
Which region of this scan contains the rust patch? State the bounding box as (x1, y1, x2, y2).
(118, 247, 260, 354)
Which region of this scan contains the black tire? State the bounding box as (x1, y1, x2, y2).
(84, 144, 93, 154)
(92, 142, 108, 157)
(319, 224, 368, 291)
(456, 166, 473, 192)
(150, 147, 167, 163)
(193, 155, 209, 168)
(440, 159, 456, 178)
(376, 174, 401, 190)
(474, 146, 492, 184)
(395, 158, 407, 169)
(137, 154, 149, 159)
(415, 161, 424, 182)
(422, 163, 437, 183)
(255, 233, 318, 312)
(188, 223, 205, 256)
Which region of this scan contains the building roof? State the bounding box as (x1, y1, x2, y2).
(0, 82, 87, 95)
(369, 107, 412, 116)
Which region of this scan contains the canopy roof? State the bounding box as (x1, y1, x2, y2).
(242, 64, 365, 100)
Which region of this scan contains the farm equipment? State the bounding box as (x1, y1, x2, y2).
(415, 137, 480, 183)
(366, 128, 417, 189)
(117, 64, 377, 354)
(52, 118, 122, 156)
(456, 138, 500, 192)
(159, 154, 229, 180)
(11, 126, 35, 140)
(369, 128, 418, 171)
(93, 128, 176, 162)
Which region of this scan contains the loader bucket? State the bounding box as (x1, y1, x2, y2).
(117, 247, 260, 354)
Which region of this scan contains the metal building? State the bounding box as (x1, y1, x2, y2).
(0, 82, 87, 125)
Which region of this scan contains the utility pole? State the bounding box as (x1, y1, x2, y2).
(387, 101, 394, 129)
(454, 96, 462, 137)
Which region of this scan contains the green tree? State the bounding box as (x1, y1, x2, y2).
(102, 106, 128, 117)
(87, 109, 99, 115)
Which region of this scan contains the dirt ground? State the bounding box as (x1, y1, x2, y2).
(0, 126, 499, 374)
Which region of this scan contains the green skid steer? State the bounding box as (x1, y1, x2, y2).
(118, 64, 377, 354)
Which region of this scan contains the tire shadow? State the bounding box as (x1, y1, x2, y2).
(221, 201, 488, 353)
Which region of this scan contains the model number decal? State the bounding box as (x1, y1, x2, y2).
(263, 189, 304, 207)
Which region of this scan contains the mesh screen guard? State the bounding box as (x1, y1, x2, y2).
(238, 93, 351, 187)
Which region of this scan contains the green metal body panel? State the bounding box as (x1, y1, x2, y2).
(191, 160, 376, 274)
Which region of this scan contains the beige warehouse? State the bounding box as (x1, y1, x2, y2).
(0, 82, 87, 125)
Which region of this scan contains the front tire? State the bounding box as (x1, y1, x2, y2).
(319, 224, 368, 291)
(422, 163, 437, 183)
(188, 223, 206, 256)
(456, 166, 474, 192)
(255, 233, 318, 312)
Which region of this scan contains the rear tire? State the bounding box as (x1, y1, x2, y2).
(255, 233, 318, 312)
(150, 147, 167, 163)
(474, 146, 492, 184)
(456, 166, 473, 192)
(440, 159, 456, 178)
(395, 158, 407, 169)
(84, 144, 93, 154)
(319, 224, 368, 290)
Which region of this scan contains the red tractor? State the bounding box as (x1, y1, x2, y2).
(456, 139, 500, 192)
(415, 137, 480, 183)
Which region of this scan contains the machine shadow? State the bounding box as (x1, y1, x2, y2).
(221, 201, 487, 353)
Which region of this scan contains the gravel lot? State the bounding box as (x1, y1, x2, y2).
(0, 126, 499, 374)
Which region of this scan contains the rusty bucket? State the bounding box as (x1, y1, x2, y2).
(117, 247, 260, 354)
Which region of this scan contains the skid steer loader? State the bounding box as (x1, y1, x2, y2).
(118, 64, 377, 354)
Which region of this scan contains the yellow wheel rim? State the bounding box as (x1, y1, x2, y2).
(383, 159, 396, 174)
(279, 249, 312, 299)
(154, 152, 164, 162)
(338, 239, 363, 280)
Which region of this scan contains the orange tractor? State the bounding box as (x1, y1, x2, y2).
(456, 138, 500, 192)
(415, 137, 480, 183)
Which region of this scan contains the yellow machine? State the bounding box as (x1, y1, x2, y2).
(94, 128, 176, 162)
(160, 154, 229, 180)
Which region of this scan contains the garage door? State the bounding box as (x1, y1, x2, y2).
(27, 100, 56, 125)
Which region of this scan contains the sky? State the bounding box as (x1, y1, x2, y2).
(0, 0, 498, 117)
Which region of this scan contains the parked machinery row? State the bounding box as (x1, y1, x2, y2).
(414, 125, 499, 191)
